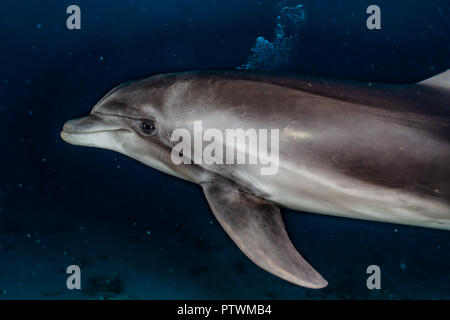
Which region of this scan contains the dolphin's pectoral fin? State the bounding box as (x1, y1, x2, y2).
(201, 181, 328, 289)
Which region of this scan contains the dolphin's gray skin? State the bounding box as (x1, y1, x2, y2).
(61, 70, 450, 289)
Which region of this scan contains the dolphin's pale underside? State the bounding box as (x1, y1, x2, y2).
(61, 70, 450, 289)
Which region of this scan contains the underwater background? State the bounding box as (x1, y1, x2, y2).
(0, 0, 449, 299)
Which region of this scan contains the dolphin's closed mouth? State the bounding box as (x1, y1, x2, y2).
(62, 113, 128, 133)
(61, 128, 128, 135)
(60, 128, 130, 144)
(60, 114, 130, 146)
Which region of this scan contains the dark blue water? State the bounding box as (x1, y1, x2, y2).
(0, 0, 449, 299)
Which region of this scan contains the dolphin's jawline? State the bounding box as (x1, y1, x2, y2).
(61, 128, 130, 135)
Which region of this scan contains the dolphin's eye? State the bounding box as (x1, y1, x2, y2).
(140, 119, 157, 135)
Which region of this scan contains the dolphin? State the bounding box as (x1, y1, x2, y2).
(61, 70, 450, 289)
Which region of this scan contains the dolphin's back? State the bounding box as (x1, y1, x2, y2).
(167, 70, 450, 115)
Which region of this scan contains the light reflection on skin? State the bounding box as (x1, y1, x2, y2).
(283, 128, 312, 140)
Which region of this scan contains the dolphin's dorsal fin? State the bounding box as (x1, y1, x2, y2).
(418, 69, 450, 89)
(202, 181, 328, 289)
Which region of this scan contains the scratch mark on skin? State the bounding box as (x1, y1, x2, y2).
(240, 99, 248, 122)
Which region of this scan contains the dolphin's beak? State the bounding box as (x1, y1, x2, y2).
(60, 113, 126, 146)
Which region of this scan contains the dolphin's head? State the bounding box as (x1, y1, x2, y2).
(61, 76, 194, 181)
